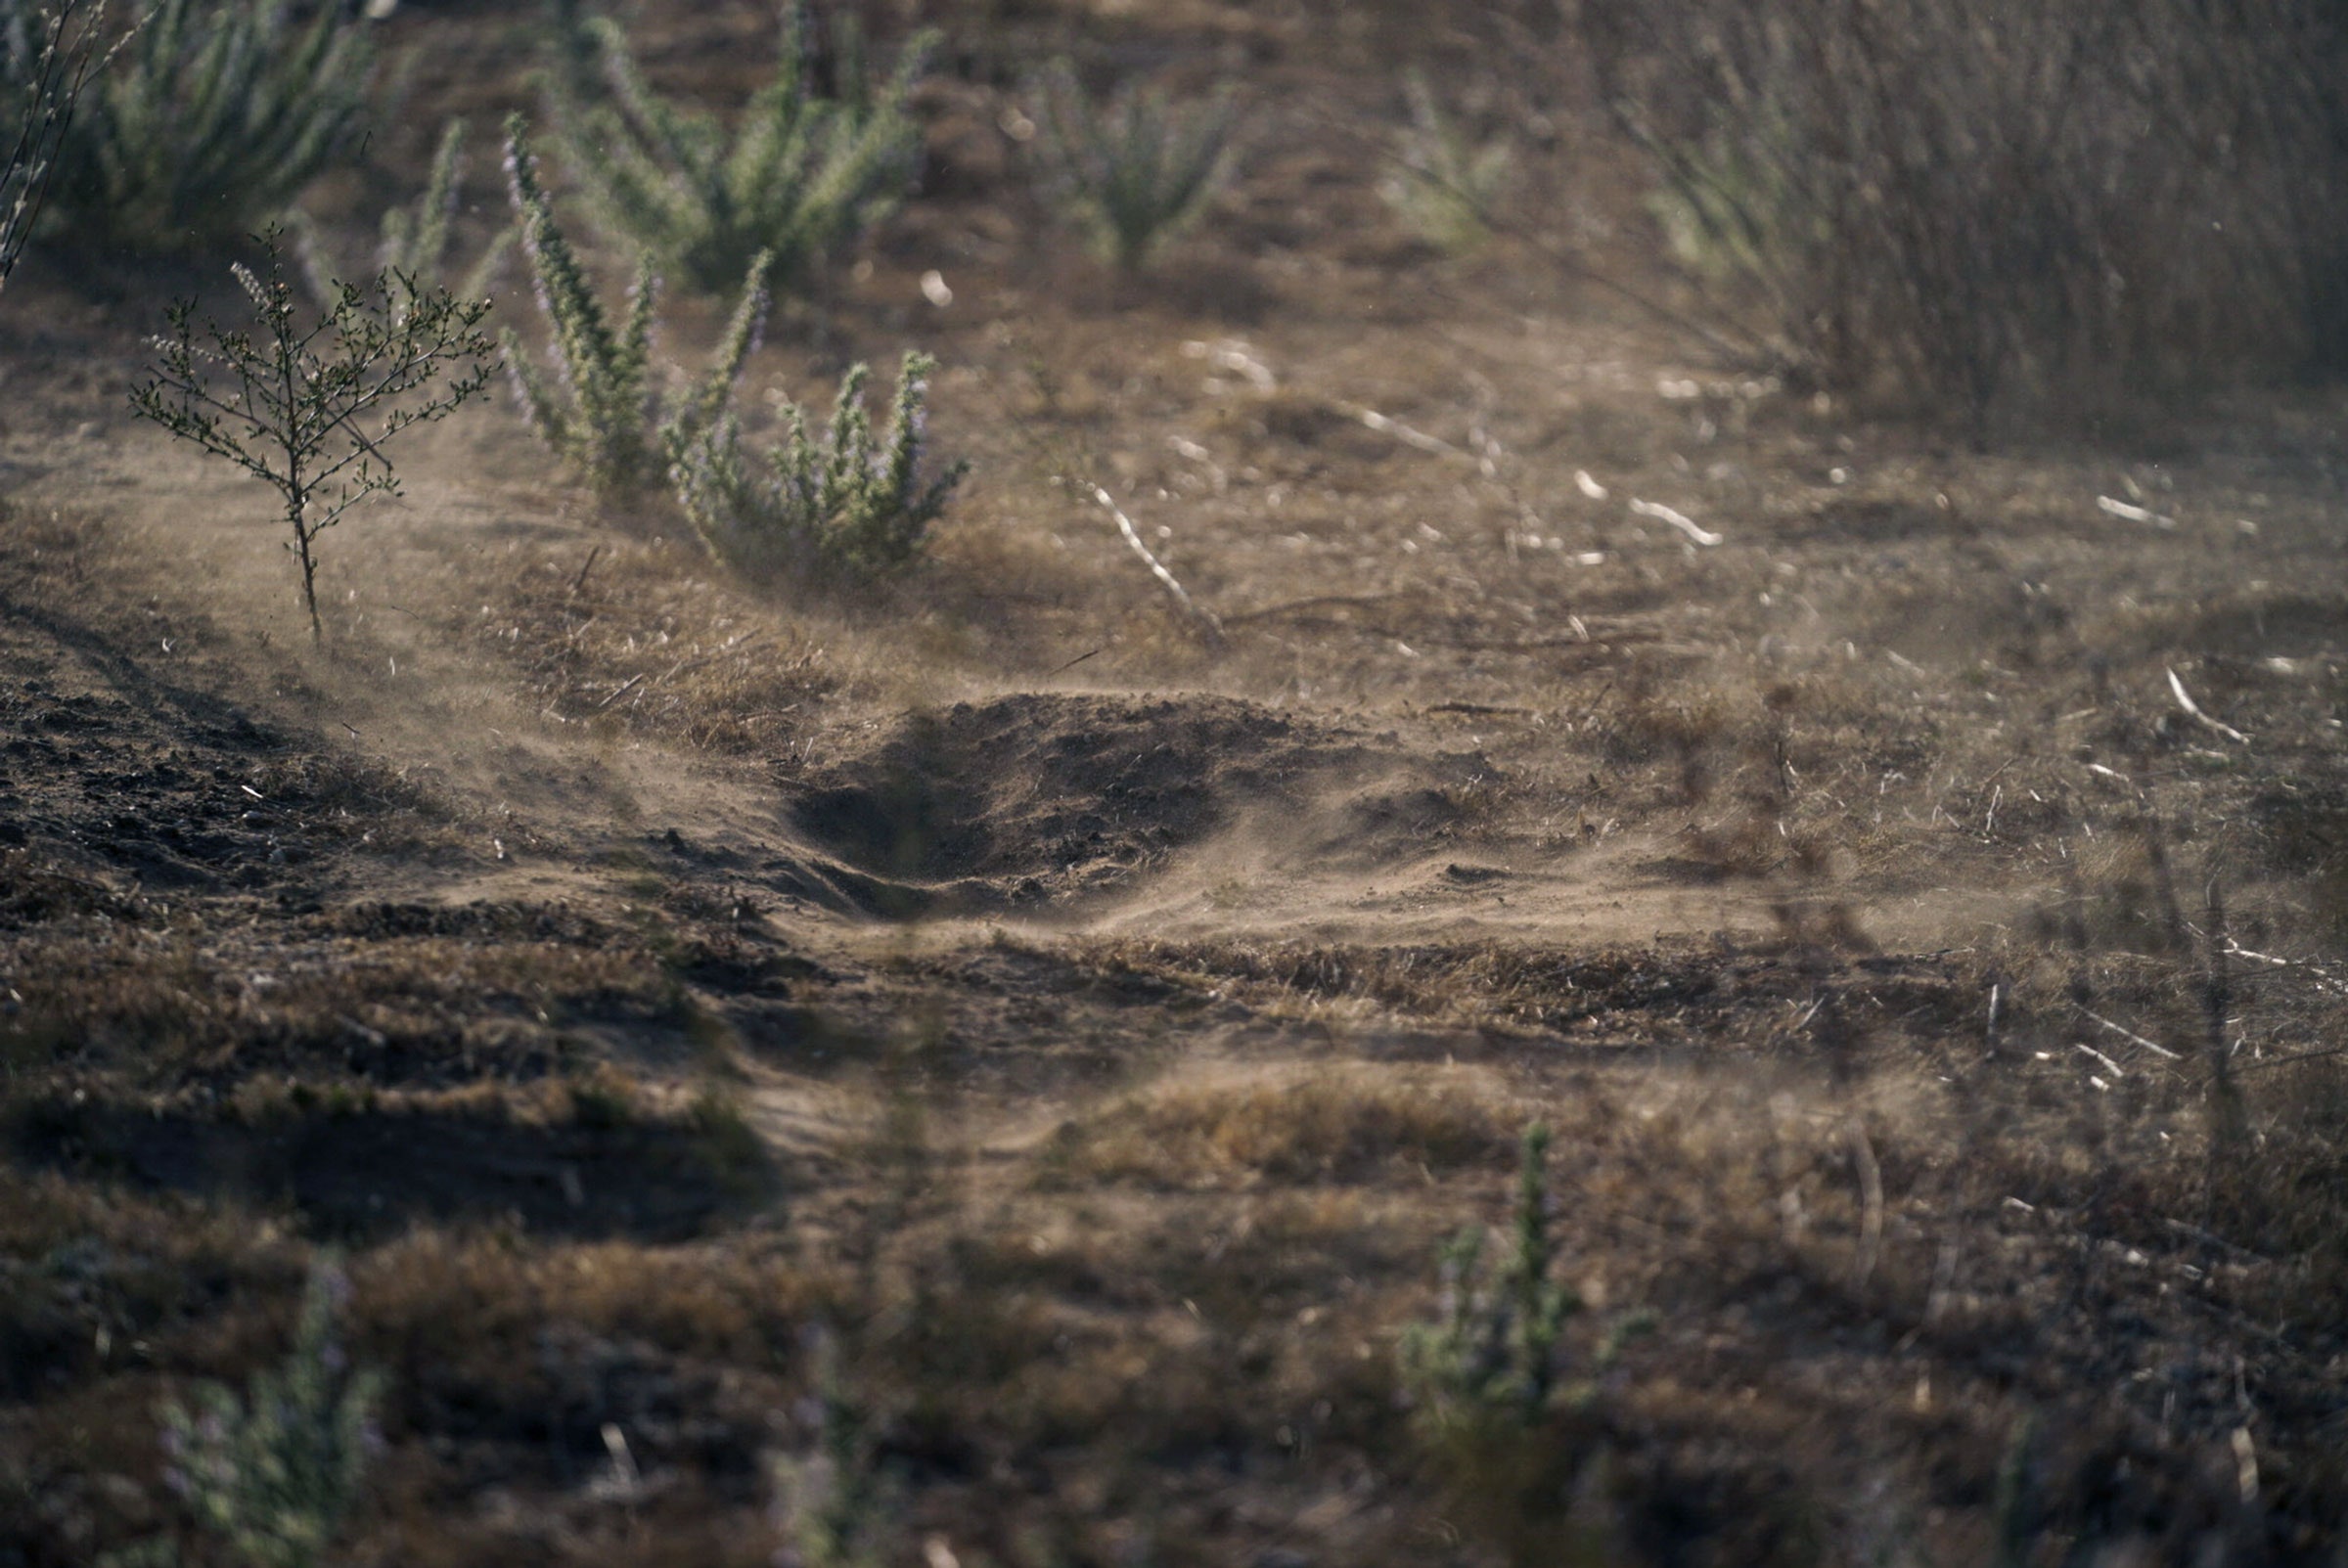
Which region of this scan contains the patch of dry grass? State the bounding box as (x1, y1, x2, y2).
(1046, 1065, 1515, 1187)
(481, 540, 835, 754)
(3, 922, 685, 1089)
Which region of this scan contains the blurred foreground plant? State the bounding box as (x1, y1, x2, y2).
(129, 230, 494, 643)
(23, 0, 371, 254)
(770, 1327, 901, 1568)
(1401, 1121, 1579, 1426)
(544, 1, 928, 297)
(1027, 60, 1239, 272)
(672, 349, 965, 584)
(0, 0, 107, 296)
(500, 113, 767, 496)
(150, 1259, 384, 1568)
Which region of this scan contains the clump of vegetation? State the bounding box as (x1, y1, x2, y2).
(670, 349, 965, 583)
(128, 230, 495, 643)
(543, 1, 929, 297)
(770, 1329, 901, 1568)
(500, 113, 768, 497)
(1580, 0, 2348, 432)
(155, 1259, 384, 1568)
(1379, 71, 1516, 253)
(1026, 60, 1240, 272)
(294, 118, 513, 319)
(23, 0, 372, 255)
(0, 0, 106, 296)
(1400, 1122, 1579, 1426)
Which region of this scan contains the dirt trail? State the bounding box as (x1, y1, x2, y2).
(15, 390, 1846, 962)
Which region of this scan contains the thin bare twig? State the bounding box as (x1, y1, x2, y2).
(2166, 667, 2250, 744)
(1850, 1119, 1884, 1293)
(1089, 484, 1224, 650)
(2075, 1006, 2184, 1060)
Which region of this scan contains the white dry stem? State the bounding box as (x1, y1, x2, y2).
(2075, 1041, 2127, 1078)
(2098, 495, 2179, 530)
(2077, 1005, 2184, 1060)
(2166, 667, 2250, 744)
(1183, 338, 1276, 391)
(1338, 401, 1468, 460)
(2224, 941, 2348, 996)
(1089, 484, 1225, 649)
(1629, 497, 1723, 546)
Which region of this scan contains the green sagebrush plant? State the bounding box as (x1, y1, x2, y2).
(1027, 59, 1240, 272)
(21, 0, 371, 255)
(0, 0, 106, 295)
(151, 1260, 384, 1568)
(500, 112, 768, 496)
(545, 1, 930, 296)
(294, 117, 515, 320)
(1379, 71, 1515, 253)
(128, 229, 494, 643)
(672, 349, 966, 584)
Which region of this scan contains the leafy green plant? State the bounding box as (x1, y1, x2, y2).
(0, 0, 107, 296)
(671, 349, 966, 583)
(294, 117, 514, 320)
(128, 229, 495, 643)
(1379, 71, 1515, 252)
(1027, 60, 1241, 272)
(500, 112, 769, 497)
(158, 1259, 384, 1568)
(1400, 1121, 1579, 1427)
(544, 1, 929, 296)
(23, 0, 371, 255)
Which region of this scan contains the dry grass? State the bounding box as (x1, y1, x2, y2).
(1046, 1065, 1516, 1187)
(479, 538, 835, 755)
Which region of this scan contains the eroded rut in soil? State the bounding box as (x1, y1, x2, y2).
(773, 692, 1502, 916)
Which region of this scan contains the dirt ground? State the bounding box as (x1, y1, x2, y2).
(3, 2, 2347, 1564)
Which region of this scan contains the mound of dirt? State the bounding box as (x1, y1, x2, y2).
(780, 694, 1405, 909)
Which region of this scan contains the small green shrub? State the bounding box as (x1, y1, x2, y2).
(671, 349, 966, 583)
(294, 117, 513, 319)
(499, 113, 768, 497)
(129, 230, 495, 643)
(0, 0, 105, 296)
(1026, 60, 1240, 272)
(25, 0, 372, 255)
(1379, 71, 1515, 252)
(544, 1, 929, 296)
(1400, 1122, 1578, 1426)
(158, 1259, 384, 1568)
